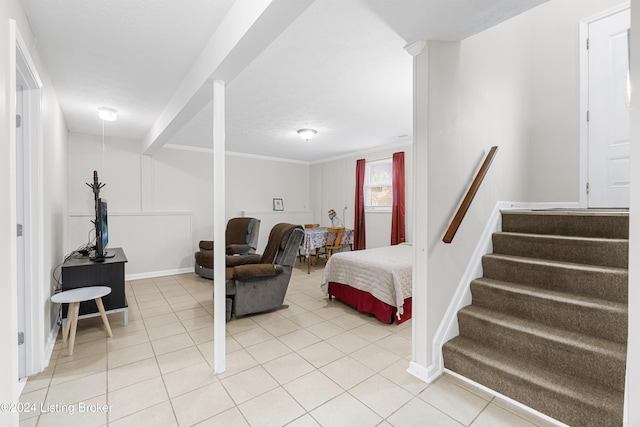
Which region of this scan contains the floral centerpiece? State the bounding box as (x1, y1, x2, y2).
(327, 209, 344, 227)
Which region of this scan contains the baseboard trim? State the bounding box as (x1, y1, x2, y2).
(125, 267, 193, 281)
(444, 369, 570, 427)
(41, 322, 60, 371)
(407, 360, 441, 384)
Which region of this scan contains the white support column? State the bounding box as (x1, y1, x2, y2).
(212, 80, 226, 373)
(407, 41, 431, 382)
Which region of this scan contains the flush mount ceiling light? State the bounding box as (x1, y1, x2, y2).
(297, 129, 317, 141)
(98, 106, 118, 121)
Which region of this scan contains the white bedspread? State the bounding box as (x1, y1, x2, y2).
(320, 244, 413, 317)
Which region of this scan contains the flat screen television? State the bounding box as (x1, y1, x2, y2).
(94, 198, 112, 259)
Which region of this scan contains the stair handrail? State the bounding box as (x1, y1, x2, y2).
(443, 146, 498, 244)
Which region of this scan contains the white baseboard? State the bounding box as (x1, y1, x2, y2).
(42, 322, 60, 370)
(407, 360, 441, 384)
(125, 267, 194, 281)
(445, 369, 570, 427)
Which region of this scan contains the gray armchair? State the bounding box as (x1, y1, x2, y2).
(194, 217, 261, 279)
(224, 223, 304, 319)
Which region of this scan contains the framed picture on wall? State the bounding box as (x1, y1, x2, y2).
(273, 198, 284, 211)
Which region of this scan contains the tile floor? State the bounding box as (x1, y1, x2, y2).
(19, 263, 561, 427)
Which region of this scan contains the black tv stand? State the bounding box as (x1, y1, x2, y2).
(62, 247, 128, 324)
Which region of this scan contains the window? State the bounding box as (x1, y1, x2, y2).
(364, 158, 392, 211)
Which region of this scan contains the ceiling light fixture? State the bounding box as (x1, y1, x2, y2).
(98, 106, 118, 121)
(297, 129, 317, 141)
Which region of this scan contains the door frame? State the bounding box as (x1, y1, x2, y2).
(579, 2, 630, 208)
(10, 20, 46, 379)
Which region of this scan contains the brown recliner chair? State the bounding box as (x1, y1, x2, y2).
(194, 217, 261, 279)
(224, 223, 304, 320)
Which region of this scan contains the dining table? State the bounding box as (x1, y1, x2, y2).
(301, 227, 354, 274)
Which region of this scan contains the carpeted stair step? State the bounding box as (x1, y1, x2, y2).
(492, 232, 628, 268)
(501, 209, 629, 239)
(481, 254, 628, 303)
(456, 305, 626, 392)
(443, 336, 624, 427)
(470, 278, 627, 343)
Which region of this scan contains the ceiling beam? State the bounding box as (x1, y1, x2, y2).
(142, 0, 314, 155)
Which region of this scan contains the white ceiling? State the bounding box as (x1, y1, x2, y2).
(20, 0, 546, 163)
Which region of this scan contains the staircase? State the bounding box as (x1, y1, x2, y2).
(442, 209, 628, 427)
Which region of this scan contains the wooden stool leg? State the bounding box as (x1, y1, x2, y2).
(95, 297, 113, 338)
(67, 302, 80, 356)
(62, 306, 72, 342)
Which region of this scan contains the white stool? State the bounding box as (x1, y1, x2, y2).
(51, 286, 113, 355)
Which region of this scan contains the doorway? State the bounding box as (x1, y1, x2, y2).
(581, 6, 631, 208)
(12, 21, 45, 380)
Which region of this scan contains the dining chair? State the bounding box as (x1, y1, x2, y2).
(298, 223, 320, 263)
(315, 227, 345, 263)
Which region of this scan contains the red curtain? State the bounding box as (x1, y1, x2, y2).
(354, 159, 366, 250)
(391, 152, 406, 245)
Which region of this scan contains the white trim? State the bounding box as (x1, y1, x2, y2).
(241, 210, 312, 216)
(69, 211, 192, 217)
(11, 20, 47, 380)
(582, 2, 630, 23)
(407, 360, 441, 384)
(125, 267, 193, 282)
(404, 40, 426, 57)
(309, 140, 413, 165)
(163, 144, 214, 154)
(43, 323, 60, 370)
(5, 25, 21, 425)
(444, 369, 570, 427)
(162, 145, 313, 165)
(364, 208, 392, 214)
(226, 151, 310, 165)
(161, 141, 413, 167)
(421, 201, 580, 377)
(579, 20, 589, 208)
(579, 2, 631, 208)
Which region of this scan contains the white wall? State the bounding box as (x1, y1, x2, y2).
(310, 144, 413, 249)
(67, 142, 314, 272)
(226, 153, 312, 253)
(1, 0, 68, 424)
(412, 0, 625, 375)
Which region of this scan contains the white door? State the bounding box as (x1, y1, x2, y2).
(587, 9, 630, 208)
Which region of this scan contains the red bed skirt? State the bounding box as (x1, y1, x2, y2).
(328, 282, 412, 324)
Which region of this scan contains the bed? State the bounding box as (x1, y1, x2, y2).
(320, 244, 413, 324)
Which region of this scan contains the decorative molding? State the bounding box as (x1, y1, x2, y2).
(226, 151, 310, 165)
(163, 144, 213, 154)
(404, 40, 426, 57)
(69, 211, 192, 217)
(159, 142, 415, 167)
(309, 139, 413, 165)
